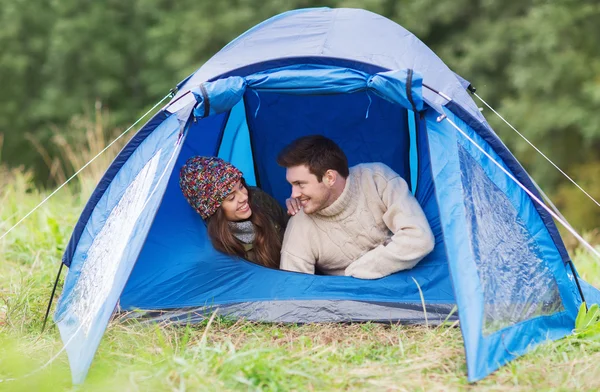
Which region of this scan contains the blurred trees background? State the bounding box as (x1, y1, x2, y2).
(0, 0, 598, 229)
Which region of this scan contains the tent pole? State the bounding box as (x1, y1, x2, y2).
(567, 260, 588, 311)
(41, 262, 64, 333)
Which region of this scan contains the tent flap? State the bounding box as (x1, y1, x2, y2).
(191, 65, 423, 119)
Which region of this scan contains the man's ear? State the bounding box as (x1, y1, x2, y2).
(323, 170, 337, 187)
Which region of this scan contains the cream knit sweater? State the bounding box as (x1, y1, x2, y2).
(280, 163, 435, 279)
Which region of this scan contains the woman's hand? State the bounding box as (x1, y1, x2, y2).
(286, 197, 302, 216)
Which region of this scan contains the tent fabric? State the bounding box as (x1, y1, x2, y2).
(53, 6, 600, 385)
(173, 8, 482, 122)
(446, 100, 570, 264)
(426, 107, 580, 380)
(54, 111, 190, 384)
(128, 301, 458, 325)
(191, 66, 423, 119)
(217, 99, 257, 186)
(61, 112, 170, 268)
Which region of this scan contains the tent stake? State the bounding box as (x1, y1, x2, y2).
(42, 262, 64, 333)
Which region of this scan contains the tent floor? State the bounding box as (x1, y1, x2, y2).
(119, 300, 459, 326)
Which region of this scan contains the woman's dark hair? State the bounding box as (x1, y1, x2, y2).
(276, 135, 349, 181)
(206, 180, 281, 269)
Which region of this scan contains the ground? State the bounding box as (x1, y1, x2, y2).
(1, 169, 599, 391)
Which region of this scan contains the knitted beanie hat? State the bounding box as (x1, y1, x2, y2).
(179, 156, 243, 219)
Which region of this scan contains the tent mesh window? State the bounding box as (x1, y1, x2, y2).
(458, 144, 564, 336)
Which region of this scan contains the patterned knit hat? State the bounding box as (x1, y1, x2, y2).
(179, 156, 243, 219)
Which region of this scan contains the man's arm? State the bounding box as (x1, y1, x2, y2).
(279, 214, 317, 274)
(280, 250, 316, 274)
(345, 171, 434, 279)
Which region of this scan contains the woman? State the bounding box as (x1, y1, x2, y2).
(179, 156, 287, 269)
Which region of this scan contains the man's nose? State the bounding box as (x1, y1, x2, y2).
(291, 186, 301, 199)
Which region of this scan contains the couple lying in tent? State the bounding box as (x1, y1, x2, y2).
(179, 135, 435, 279)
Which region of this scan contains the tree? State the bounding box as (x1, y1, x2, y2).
(0, 0, 597, 228)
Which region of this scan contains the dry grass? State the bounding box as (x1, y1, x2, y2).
(25, 101, 129, 196)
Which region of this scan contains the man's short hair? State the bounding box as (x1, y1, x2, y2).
(277, 135, 349, 181)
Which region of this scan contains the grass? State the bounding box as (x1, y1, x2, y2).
(1, 129, 600, 390)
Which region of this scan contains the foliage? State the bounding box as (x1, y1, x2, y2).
(575, 303, 600, 338)
(395, 0, 600, 229)
(0, 0, 319, 178)
(554, 162, 600, 232)
(1, 0, 598, 225)
(26, 103, 132, 193)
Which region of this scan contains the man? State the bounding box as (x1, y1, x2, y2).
(277, 135, 435, 279)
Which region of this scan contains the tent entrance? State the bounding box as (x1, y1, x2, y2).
(216, 90, 416, 207)
(120, 84, 455, 323)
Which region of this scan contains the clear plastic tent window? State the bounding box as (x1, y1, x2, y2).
(56, 150, 162, 334)
(458, 145, 564, 336)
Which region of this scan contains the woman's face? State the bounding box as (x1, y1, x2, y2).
(220, 180, 252, 221)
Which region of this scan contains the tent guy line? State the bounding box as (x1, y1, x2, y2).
(445, 116, 600, 262)
(473, 92, 600, 209)
(414, 79, 595, 258)
(533, 181, 576, 231)
(413, 81, 597, 236)
(0, 93, 173, 243)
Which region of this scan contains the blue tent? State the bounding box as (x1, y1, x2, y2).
(54, 7, 600, 384)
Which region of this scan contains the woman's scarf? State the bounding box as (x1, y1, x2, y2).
(228, 220, 256, 244)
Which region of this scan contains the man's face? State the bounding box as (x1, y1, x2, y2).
(286, 165, 332, 214)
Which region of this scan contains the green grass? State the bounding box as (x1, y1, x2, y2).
(1, 168, 600, 391)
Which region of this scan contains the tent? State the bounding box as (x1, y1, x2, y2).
(53, 7, 600, 384)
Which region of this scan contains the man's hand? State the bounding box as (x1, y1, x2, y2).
(344, 256, 385, 279)
(286, 197, 302, 216)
